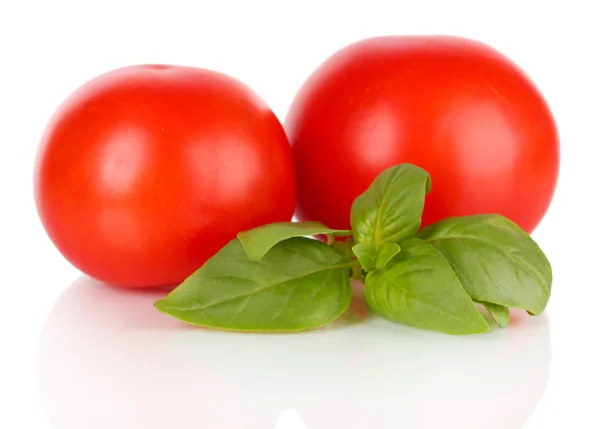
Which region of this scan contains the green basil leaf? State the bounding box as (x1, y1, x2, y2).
(418, 214, 552, 315)
(365, 238, 489, 335)
(350, 164, 431, 249)
(481, 302, 510, 328)
(352, 242, 400, 272)
(238, 221, 351, 261)
(375, 242, 401, 270)
(155, 237, 355, 331)
(352, 243, 377, 272)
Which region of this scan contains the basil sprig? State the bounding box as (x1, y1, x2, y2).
(156, 163, 552, 334)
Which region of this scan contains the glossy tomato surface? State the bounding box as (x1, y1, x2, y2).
(286, 36, 559, 233)
(35, 65, 296, 287)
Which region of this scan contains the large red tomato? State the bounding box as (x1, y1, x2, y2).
(35, 65, 296, 287)
(286, 36, 559, 233)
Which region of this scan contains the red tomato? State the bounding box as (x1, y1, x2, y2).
(286, 36, 559, 233)
(35, 65, 296, 287)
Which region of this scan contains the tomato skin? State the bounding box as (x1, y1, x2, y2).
(286, 36, 559, 233)
(35, 65, 296, 287)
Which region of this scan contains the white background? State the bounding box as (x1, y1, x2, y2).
(1, 1, 598, 428)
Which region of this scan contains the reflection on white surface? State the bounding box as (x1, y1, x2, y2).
(37, 277, 550, 429)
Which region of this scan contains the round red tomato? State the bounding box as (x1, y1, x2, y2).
(35, 65, 296, 288)
(286, 36, 559, 233)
